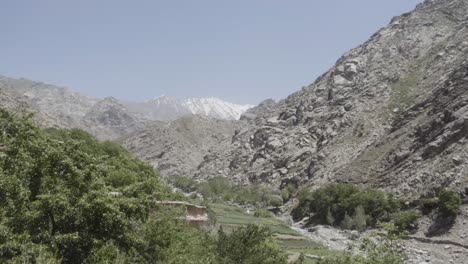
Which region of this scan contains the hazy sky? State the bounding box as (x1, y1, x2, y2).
(1, 0, 422, 105)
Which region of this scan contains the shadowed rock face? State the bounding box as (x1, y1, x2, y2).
(121, 115, 246, 178)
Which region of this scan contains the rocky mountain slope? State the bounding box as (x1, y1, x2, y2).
(124, 0, 468, 200)
(122, 115, 246, 178)
(0, 76, 252, 139)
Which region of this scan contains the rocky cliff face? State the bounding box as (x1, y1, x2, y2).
(121, 115, 246, 178)
(124, 0, 468, 200)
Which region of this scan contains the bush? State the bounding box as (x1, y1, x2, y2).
(341, 213, 354, 230)
(438, 189, 462, 218)
(419, 198, 438, 215)
(254, 208, 273, 218)
(172, 176, 197, 192)
(393, 211, 421, 233)
(281, 184, 297, 202)
(267, 194, 284, 207)
(292, 184, 400, 230)
(353, 205, 368, 232)
(198, 177, 280, 207)
(318, 231, 404, 264)
(216, 225, 287, 264)
(326, 208, 335, 226)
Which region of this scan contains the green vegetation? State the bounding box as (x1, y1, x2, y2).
(419, 198, 439, 215)
(392, 210, 421, 234)
(254, 208, 273, 218)
(293, 184, 401, 231)
(281, 183, 298, 202)
(197, 176, 284, 207)
(437, 189, 462, 218)
(417, 190, 461, 219)
(0, 109, 287, 264)
(171, 175, 197, 192)
(216, 225, 287, 264)
(318, 225, 404, 264)
(210, 203, 299, 236)
(389, 69, 421, 112)
(209, 203, 343, 262)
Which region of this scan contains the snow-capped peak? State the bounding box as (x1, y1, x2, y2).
(182, 97, 253, 120)
(125, 96, 253, 121)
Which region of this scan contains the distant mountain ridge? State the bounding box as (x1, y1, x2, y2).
(124, 95, 253, 121)
(0, 76, 253, 139)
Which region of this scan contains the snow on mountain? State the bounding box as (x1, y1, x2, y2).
(125, 96, 253, 121)
(183, 97, 253, 120)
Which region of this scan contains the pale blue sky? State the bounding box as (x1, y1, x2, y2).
(1, 0, 421, 104)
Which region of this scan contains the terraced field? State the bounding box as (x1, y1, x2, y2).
(209, 203, 341, 263)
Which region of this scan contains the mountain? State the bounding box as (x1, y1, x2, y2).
(124, 96, 253, 121)
(125, 0, 468, 199)
(121, 2, 468, 260)
(2, 0, 468, 262)
(0, 76, 252, 139)
(182, 97, 253, 120)
(122, 115, 246, 178)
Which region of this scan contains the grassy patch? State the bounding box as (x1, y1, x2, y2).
(210, 203, 300, 236)
(389, 69, 421, 111)
(209, 203, 342, 260)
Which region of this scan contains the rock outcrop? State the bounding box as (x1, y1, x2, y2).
(121, 115, 246, 178)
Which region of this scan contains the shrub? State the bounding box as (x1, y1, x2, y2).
(172, 176, 197, 192)
(318, 231, 404, 264)
(326, 208, 335, 226)
(393, 210, 421, 233)
(198, 177, 281, 207)
(419, 198, 438, 215)
(353, 205, 368, 232)
(281, 184, 297, 202)
(254, 208, 273, 218)
(341, 213, 354, 230)
(438, 189, 462, 218)
(216, 225, 287, 264)
(267, 194, 284, 207)
(292, 184, 400, 230)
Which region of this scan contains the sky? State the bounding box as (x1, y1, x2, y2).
(1, 0, 422, 105)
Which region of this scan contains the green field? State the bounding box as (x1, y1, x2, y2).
(209, 203, 341, 262)
(210, 203, 301, 236)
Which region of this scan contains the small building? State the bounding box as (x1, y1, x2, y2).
(154, 201, 209, 227)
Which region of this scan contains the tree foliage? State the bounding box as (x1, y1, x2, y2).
(292, 184, 400, 230)
(198, 176, 284, 207)
(216, 225, 287, 264)
(437, 189, 461, 218)
(0, 109, 287, 264)
(318, 225, 404, 264)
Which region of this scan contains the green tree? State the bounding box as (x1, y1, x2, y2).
(353, 205, 368, 232)
(393, 210, 421, 233)
(438, 189, 461, 218)
(341, 213, 354, 230)
(216, 225, 287, 264)
(326, 208, 335, 226)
